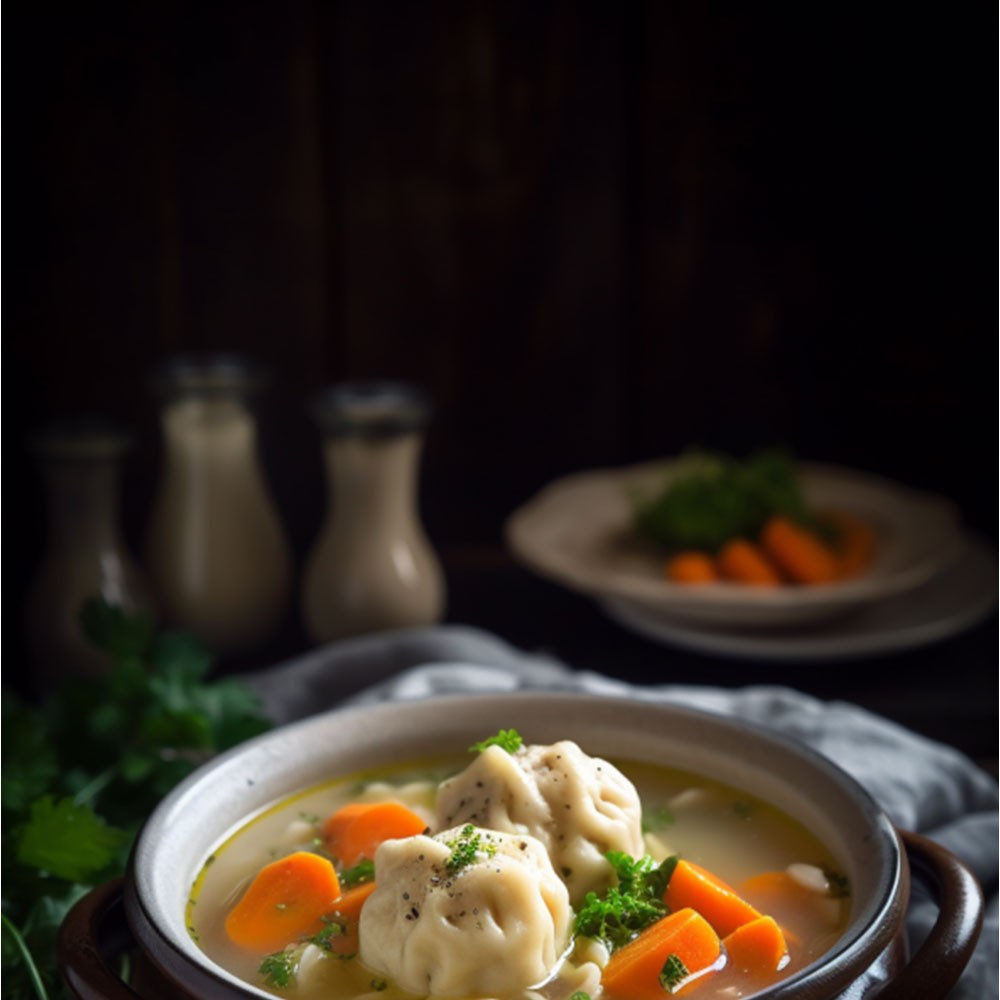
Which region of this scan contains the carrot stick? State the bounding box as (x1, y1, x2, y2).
(662, 859, 762, 938)
(760, 516, 838, 585)
(666, 552, 719, 584)
(601, 907, 722, 999)
(321, 801, 428, 867)
(722, 914, 789, 978)
(324, 880, 378, 956)
(823, 510, 876, 579)
(716, 539, 782, 586)
(225, 851, 341, 953)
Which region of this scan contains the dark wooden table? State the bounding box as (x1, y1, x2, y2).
(434, 545, 999, 777)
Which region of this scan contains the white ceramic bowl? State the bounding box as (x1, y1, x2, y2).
(505, 460, 965, 628)
(59, 693, 983, 999)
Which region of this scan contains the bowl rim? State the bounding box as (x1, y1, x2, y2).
(125, 691, 908, 999)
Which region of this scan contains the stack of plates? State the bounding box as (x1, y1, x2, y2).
(505, 460, 997, 662)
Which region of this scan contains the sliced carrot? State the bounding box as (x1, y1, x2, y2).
(225, 851, 341, 953)
(823, 510, 876, 579)
(760, 516, 838, 585)
(663, 859, 762, 938)
(601, 907, 722, 999)
(722, 914, 789, 978)
(319, 802, 372, 855)
(321, 801, 428, 868)
(716, 538, 782, 586)
(666, 552, 719, 584)
(324, 880, 378, 956)
(742, 870, 843, 934)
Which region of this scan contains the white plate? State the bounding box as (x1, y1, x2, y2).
(505, 459, 966, 628)
(602, 536, 997, 662)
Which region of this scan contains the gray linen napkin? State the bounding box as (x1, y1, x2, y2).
(244, 624, 999, 999)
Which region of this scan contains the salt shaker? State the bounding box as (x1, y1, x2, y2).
(144, 355, 292, 654)
(301, 380, 446, 644)
(23, 420, 154, 691)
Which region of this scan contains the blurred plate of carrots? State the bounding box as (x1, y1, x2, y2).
(505, 457, 966, 630)
(602, 535, 996, 661)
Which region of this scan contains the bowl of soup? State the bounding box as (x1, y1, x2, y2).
(58, 692, 983, 999)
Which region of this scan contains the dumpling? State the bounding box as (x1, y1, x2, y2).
(435, 740, 644, 901)
(359, 825, 571, 997)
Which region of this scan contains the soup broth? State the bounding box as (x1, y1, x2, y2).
(188, 741, 849, 999)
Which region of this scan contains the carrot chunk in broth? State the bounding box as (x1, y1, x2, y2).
(225, 851, 341, 953)
(602, 907, 722, 999)
(663, 859, 762, 938)
(321, 801, 428, 867)
(722, 914, 789, 978)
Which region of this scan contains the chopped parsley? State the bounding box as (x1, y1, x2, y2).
(573, 852, 676, 950)
(659, 953, 690, 992)
(469, 728, 523, 754)
(306, 917, 346, 951)
(444, 824, 496, 872)
(341, 858, 376, 887)
(259, 949, 297, 989)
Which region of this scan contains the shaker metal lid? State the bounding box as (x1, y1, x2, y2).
(309, 380, 431, 436)
(151, 354, 267, 399)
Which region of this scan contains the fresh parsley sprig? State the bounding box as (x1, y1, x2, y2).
(573, 852, 677, 950)
(469, 728, 522, 754)
(2, 598, 272, 1000)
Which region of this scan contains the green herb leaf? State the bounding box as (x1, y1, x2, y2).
(1, 598, 273, 999)
(659, 952, 690, 992)
(306, 919, 346, 951)
(340, 859, 375, 887)
(573, 853, 675, 950)
(469, 728, 523, 754)
(16, 795, 126, 883)
(444, 824, 495, 872)
(80, 599, 155, 659)
(633, 447, 811, 552)
(259, 949, 297, 989)
(1, 696, 59, 812)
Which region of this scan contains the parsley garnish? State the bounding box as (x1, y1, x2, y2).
(259, 949, 297, 989)
(469, 729, 524, 753)
(444, 824, 496, 872)
(341, 858, 375, 887)
(469, 728, 523, 754)
(573, 853, 676, 950)
(306, 917, 346, 951)
(659, 953, 690, 992)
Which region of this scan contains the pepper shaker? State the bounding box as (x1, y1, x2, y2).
(24, 419, 154, 691)
(144, 355, 292, 654)
(302, 380, 446, 643)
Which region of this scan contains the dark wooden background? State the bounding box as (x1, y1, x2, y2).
(7, 2, 996, 689)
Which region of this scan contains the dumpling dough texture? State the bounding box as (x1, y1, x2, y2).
(435, 741, 645, 902)
(359, 826, 570, 997)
